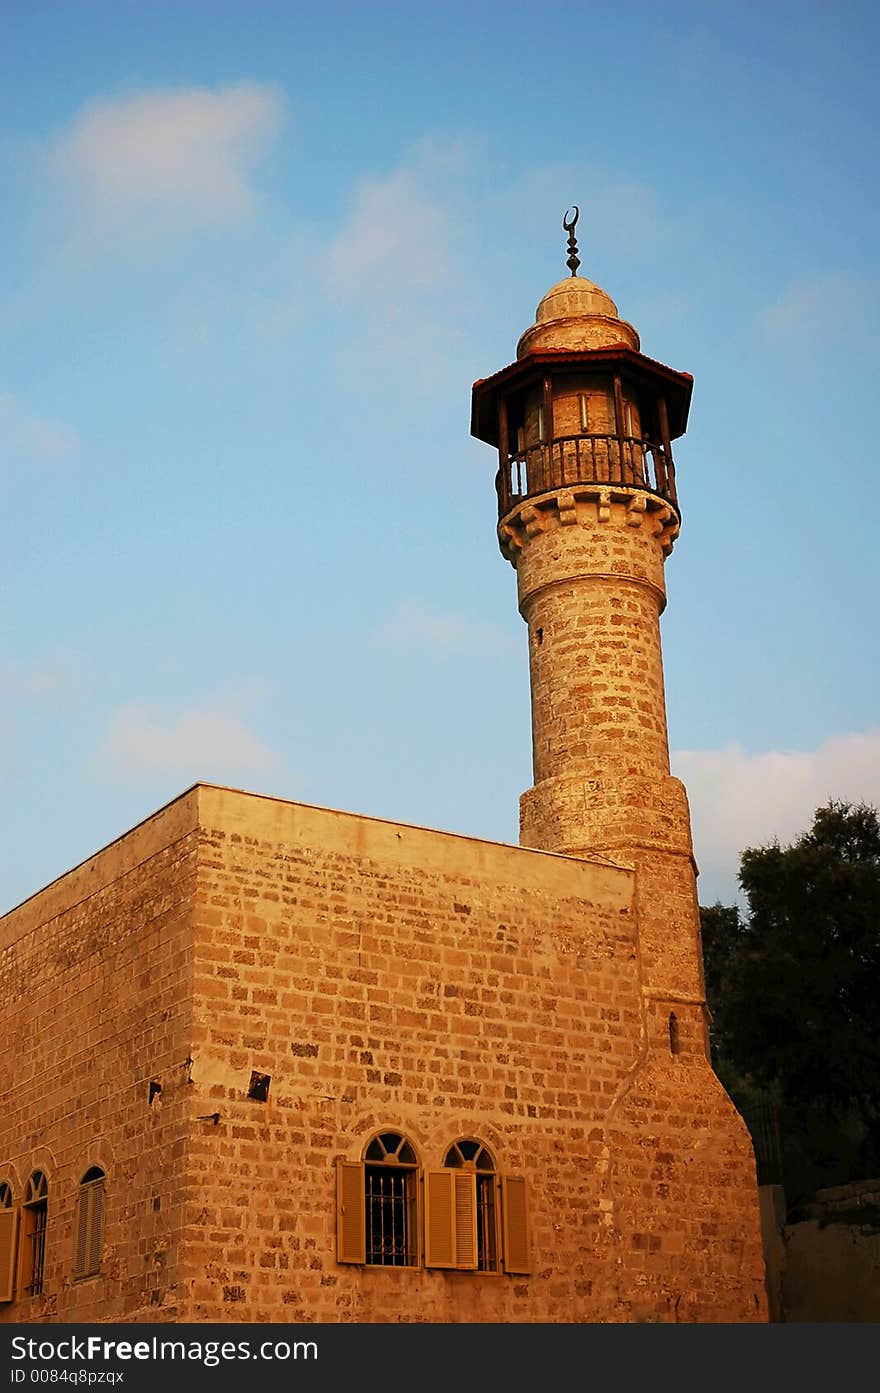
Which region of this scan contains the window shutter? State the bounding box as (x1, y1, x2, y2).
(87, 1182, 105, 1276)
(75, 1188, 90, 1278)
(17, 1207, 33, 1295)
(453, 1173, 478, 1269)
(0, 1209, 19, 1302)
(336, 1160, 365, 1264)
(424, 1170, 477, 1270)
(502, 1174, 531, 1274)
(424, 1170, 455, 1268)
(76, 1181, 105, 1278)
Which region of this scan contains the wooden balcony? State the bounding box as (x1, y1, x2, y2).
(495, 432, 678, 520)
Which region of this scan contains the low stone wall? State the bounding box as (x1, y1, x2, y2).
(760, 1179, 880, 1322)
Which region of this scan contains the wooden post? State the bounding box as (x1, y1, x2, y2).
(542, 375, 554, 488)
(497, 397, 510, 511)
(657, 394, 674, 501)
(542, 376, 554, 441)
(613, 374, 625, 484)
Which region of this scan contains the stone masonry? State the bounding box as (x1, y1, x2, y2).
(1, 785, 766, 1322)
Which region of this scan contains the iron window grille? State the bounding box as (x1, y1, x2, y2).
(22, 1172, 48, 1297)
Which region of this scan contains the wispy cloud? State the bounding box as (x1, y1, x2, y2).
(327, 144, 465, 297)
(673, 729, 880, 904)
(323, 138, 479, 393)
(48, 82, 284, 248)
(378, 600, 467, 647)
(375, 599, 515, 652)
(96, 703, 285, 786)
(0, 658, 81, 705)
(758, 271, 874, 341)
(0, 660, 82, 781)
(0, 390, 78, 468)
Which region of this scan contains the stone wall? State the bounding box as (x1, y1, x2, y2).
(760, 1179, 880, 1322)
(0, 791, 200, 1322)
(1, 785, 767, 1324)
(180, 786, 765, 1322)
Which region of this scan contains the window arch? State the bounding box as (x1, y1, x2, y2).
(0, 1182, 16, 1304)
(336, 1132, 419, 1267)
(75, 1167, 106, 1280)
(442, 1139, 499, 1272)
(20, 1172, 48, 1297)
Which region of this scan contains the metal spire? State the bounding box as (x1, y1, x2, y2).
(563, 206, 580, 276)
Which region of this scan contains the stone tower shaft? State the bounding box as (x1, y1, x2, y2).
(471, 261, 702, 1004)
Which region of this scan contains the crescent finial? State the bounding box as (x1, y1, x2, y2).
(562, 206, 580, 276)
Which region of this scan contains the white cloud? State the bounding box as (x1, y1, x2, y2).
(376, 599, 515, 653)
(0, 391, 78, 467)
(321, 139, 479, 393)
(49, 83, 284, 242)
(0, 659, 83, 783)
(328, 167, 452, 297)
(758, 271, 874, 341)
(97, 703, 284, 786)
(378, 600, 467, 647)
(673, 729, 880, 904)
(0, 658, 80, 704)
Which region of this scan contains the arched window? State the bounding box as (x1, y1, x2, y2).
(74, 1168, 106, 1279)
(0, 1182, 15, 1304)
(363, 1133, 418, 1267)
(335, 1133, 531, 1275)
(336, 1132, 419, 1267)
(442, 1140, 499, 1272)
(423, 1136, 531, 1275)
(422, 1139, 530, 1274)
(20, 1172, 48, 1297)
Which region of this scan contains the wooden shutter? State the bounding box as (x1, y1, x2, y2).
(75, 1188, 89, 1278)
(502, 1174, 531, 1274)
(17, 1206, 33, 1295)
(0, 1210, 19, 1302)
(76, 1181, 105, 1278)
(336, 1160, 365, 1264)
(87, 1182, 104, 1276)
(424, 1170, 455, 1268)
(424, 1170, 477, 1270)
(453, 1173, 478, 1269)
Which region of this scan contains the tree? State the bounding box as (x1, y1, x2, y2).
(701, 800, 880, 1206)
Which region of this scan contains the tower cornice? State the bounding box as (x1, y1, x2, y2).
(498, 483, 680, 567)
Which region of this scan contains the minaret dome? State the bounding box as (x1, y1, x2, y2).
(517, 274, 640, 356)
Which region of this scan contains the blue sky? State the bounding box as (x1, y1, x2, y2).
(2, 0, 878, 913)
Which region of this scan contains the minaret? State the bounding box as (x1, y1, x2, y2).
(471, 209, 704, 1011)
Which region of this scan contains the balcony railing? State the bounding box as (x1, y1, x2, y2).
(496, 433, 678, 519)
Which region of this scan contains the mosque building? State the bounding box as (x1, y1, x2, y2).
(0, 215, 767, 1323)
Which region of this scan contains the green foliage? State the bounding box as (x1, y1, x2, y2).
(700, 800, 880, 1205)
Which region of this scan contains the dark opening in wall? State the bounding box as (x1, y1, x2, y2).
(536, 627, 544, 645)
(668, 1013, 680, 1056)
(149, 1080, 162, 1104)
(248, 1071, 271, 1102)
